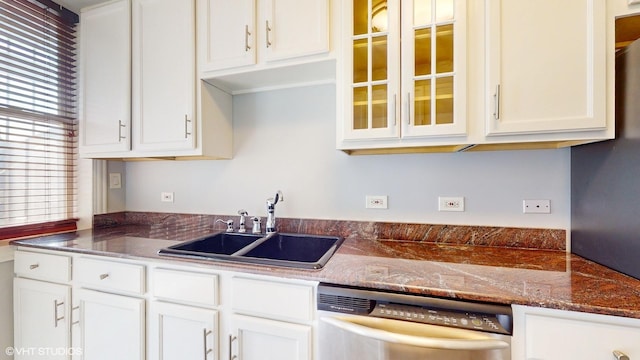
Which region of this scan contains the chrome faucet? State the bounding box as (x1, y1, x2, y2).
(265, 190, 283, 234)
(237, 209, 249, 233)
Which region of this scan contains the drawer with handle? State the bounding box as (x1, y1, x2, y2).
(14, 250, 71, 283)
(75, 257, 145, 295)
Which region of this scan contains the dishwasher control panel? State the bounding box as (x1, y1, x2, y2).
(374, 303, 510, 335)
(317, 283, 513, 336)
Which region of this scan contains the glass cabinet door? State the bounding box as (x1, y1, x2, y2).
(346, 0, 400, 140)
(402, 0, 466, 137)
(342, 0, 465, 142)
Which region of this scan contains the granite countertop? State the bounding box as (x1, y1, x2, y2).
(11, 222, 640, 320)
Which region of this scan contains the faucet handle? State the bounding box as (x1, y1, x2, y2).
(267, 190, 283, 207)
(216, 219, 234, 232)
(237, 209, 248, 233)
(251, 216, 261, 234)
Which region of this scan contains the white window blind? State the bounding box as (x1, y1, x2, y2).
(0, 0, 78, 230)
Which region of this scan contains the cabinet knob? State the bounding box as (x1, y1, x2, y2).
(29, 264, 39, 270)
(614, 350, 630, 360)
(99, 273, 109, 280)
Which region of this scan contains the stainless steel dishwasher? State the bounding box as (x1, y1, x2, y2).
(318, 283, 512, 360)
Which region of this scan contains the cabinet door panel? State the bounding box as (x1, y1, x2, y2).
(524, 313, 640, 359)
(230, 315, 312, 360)
(149, 302, 218, 360)
(199, 0, 256, 71)
(262, 0, 329, 62)
(132, 0, 196, 152)
(486, 0, 606, 135)
(80, 0, 131, 155)
(76, 289, 145, 360)
(401, 0, 467, 138)
(13, 278, 71, 360)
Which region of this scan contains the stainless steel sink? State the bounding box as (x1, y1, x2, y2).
(158, 232, 344, 270)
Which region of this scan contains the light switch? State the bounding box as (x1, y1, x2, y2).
(109, 173, 122, 189)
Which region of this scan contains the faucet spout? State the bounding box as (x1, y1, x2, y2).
(266, 190, 283, 234)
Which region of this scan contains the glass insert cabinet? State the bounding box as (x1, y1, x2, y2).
(341, 0, 467, 141)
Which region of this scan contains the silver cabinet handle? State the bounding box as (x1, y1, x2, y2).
(229, 334, 237, 360)
(184, 115, 192, 139)
(245, 25, 251, 51)
(118, 120, 126, 141)
(203, 329, 213, 359)
(265, 20, 272, 48)
(493, 84, 501, 120)
(392, 94, 397, 126)
(29, 263, 39, 270)
(406, 92, 411, 125)
(71, 306, 80, 325)
(614, 350, 630, 360)
(54, 300, 65, 328)
(99, 273, 109, 280)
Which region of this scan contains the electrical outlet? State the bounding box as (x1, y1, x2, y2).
(161, 192, 174, 203)
(523, 199, 550, 213)
(366, 195, 388, 209)
(438, 197, 465, 212)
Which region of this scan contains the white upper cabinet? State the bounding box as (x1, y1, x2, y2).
(80, 0, 131, 154)
(79, 0, 233, 159)
(338, 0, 468, 150)
(338, 0, 613, 155)
(197, 0, 333, 93)
(485, 0, 607, 136)
(199, 0, 256, 71)
(261, 0, 330, 62)
(132, 0, 196, 153)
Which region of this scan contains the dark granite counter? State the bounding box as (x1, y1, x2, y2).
(11, 218, 640, 320)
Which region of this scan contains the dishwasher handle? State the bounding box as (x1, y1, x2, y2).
(321, 316, 509, 351)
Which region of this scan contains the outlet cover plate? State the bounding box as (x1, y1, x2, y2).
(523, 199, 550, 214)
(438, 197, 465, 212)
(366, 195, 388, 209)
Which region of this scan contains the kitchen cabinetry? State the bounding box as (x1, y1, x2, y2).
(0, 248, 13, 360)
(79, 0, 232, 160)
(338, 0, 613, 155)
(228, 276, 314, 360)
(485, 0, 606, 136)
(13, 251, 72, 360)
(337, 0, 468, 153)
(149, 268, 220, 360)
(79, 0, 131, 154)
(512, 305, 640, 360)
(132, 0, 196, 153)
(197, 0, 334, 93)
(72, 257, 146, 360)
(74, 289, 144, 360)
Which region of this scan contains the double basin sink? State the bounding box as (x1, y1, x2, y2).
(158, 231, 344, 270)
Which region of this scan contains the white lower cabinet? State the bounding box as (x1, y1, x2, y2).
(512, 305, 640, 360)
(149, 267, 220, 360)
(228, 276, 315, 360)
(149, 302, 218, 360)
(13, 278, 71, 360)
(13, 250, 72, 360)
(74, 289, 145, 360)
(229, 314, 312, 360)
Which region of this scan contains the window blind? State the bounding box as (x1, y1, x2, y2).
(0, 0, 78, 235)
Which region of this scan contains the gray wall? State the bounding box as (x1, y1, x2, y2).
(120, 84, 570, 229)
